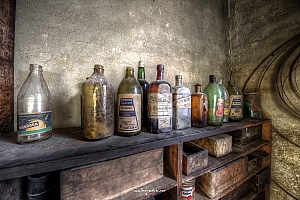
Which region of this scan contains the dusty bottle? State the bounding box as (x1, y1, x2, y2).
(117, 67, 142, 136)
(227, 80, 243, 121)
(137, 61, 149, 127)
(172, 75, 191, 129)
(82, 65, 115, 140)
(203, 75, 224, 126)
(148, 64, 172, 133)
(219, 79, 229, 122)
(191, 84, 207, 127)
(17, 64, 52, 144)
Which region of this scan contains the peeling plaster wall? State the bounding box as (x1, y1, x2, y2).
(229, 0, 300, 198)
(14, 0, 229, 129)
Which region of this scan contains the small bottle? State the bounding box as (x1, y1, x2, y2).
(203, 75, 224, 126)
(148, 64, 172, 133)
(17, 64, 52, 144)
(219, 79, 229, 123)
(82, 65, 115, 140)
(172, 75, 191, 129)
(137, 61, 149, 127)
(117, 67, 142, 136)
(227, 81, 243, 121)
(181, 179, 195, 200)
(191, 84, 207, 128)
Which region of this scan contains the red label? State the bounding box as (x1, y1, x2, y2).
(216, 98, 224, 117)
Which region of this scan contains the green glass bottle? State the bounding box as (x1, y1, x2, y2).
(203, 75, 224, 126)
(137, 61, 149, 127)
(117, 67, 142, 136)
(227, 80, 243, 121)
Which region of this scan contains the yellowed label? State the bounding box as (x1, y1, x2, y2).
(117, 94, 141, 132)
(173, 93, 191, 108)
(148, 93, 172, 118)
(229, 95, 243, 117)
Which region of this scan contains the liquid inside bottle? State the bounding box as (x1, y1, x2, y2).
(172, 75, 191, 129)
(17, 64, 52, 144)
(82, 65, 115, 140)
(148, 64, 172, 133)
(191, 84, 208, 127)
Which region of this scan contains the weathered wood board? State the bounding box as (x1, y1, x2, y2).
(219, 179, 251, 200)
(192, 134, 232, 157)
(228, 125, 262, 147)
(249, 150, 270, 167)
(251, 167, 271, 194)
(247, 154, 258, 174)
(60, 148, 163, 200)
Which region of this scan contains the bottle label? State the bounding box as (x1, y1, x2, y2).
(148, 93, 172, 117)
(173, 93, 191, 108)
(224, 99, 230, 116)
(17, 111, 52, 135)
(117, 94, 141, 132)
(216, 98, 224, 117)
(229, 95, 243, 117)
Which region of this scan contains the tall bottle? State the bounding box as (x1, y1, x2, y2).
(137, 61, 149, 127)
(227, 80, 243, 121)
(191, 84, 207, 127)
(172, 75, 191, 129)
(117, 67, 142, 136)
(17, 64, 52, 144)
(203, 75, 224, 126)
(219, 79, 229, 123)
(82, 65, 115, 140)
(148, 64, 172, 133)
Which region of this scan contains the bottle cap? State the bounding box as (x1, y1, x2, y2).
(94, 64, 104, 70)
(209, 75, 216, 82)
(175, 75, 182, 79)
(157, 64, 164, 70)
(138, 61, 145, 68)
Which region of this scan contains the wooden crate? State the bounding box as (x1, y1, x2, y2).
(228, 125, 262, 147)
(247, 154, 258, 174)
(60, 148, 163, 200)
(219, 179, 251, 200)
(251, 167, 271, 194)
(196, 157, 248, 198)
(182, 142, 208, 175)
(192, 134, 232, 157)
(249, 150, 270, 167)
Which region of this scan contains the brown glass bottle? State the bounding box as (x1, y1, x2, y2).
(191, 84, 207, 128)
(137, 61, 149, 127)
(147, 64, 172, 133)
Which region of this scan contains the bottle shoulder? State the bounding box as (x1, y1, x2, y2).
(118, 77, 142, 94)
(149, 80, 172, 93)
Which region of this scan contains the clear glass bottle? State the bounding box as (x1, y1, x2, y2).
(227, 80, 243, 121)
(203, 75, 224, 126)
(17, 64, 52, 144)
(82, 65, 115, 140)
(137, 61, 149, 127)
(117, 67, 142, 136)
(219, 79, 229, 123)
(172, 75, 191, 130)
(148, 64, 172, 133)
(191, 84, 207, 128)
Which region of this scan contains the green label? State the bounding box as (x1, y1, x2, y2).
(18, 111, 52, 135)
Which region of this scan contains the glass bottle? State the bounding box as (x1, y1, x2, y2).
(172, 75, 191, 129)
(82, 65, 115, 140)
(219, 79, 229, 123)
(117, 67, 142, 136)
(17, 64, 52, 144)
(191, 84, 207, 128)
(227, 80, 243, 121)
(137, 61, 149, 127)
(203, 75, 224, 126)
(148, 64, 172, 133)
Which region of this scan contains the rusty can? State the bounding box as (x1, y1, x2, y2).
(181, 179, 195, 200)
(244, 93, 262, 118)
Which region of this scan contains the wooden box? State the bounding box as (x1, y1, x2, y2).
(251, 167, 271, 193)
(247, 154, 258, 174)
(196, 157, 248, 198)
(192, 134, 232, 157)
(228, 125, 262, 147)
(249, 151, 270, 167)
(60, 148, 163, 200)
(219, 179, 251, 200)
(182, 142, 208, 175)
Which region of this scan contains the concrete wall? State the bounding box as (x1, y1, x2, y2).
(229, 0, 300, 199)
(14, 0, 229, 129)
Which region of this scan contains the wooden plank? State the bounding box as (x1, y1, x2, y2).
(0, 177, 27, 200)
(250, 167, 271, 194)
(60, 148, 163, 200)
(262, 120, 271, 141)
(219, 179, 251, 200)
(249, 151, 270, 167)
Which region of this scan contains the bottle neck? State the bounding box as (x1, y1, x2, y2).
(175, 77, 182, 86)
(156, 64, 164, 80)
(93, 65, 104, 75)
(138, 67, 145, 79)
(194, 84, 202, 93)
(29, 64, 43, 76)
(126, 67, 135, 78)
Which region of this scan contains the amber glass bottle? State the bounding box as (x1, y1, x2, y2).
(203, 75, 224, 126)
(82, 65, 115, 140)
(191, 84, 207, 128)
(172, 75, 191, 129)
(117, 67, 142, 136)
(227, 80, 243, 121)
(137, 61, 149, 127)
(148, 64, 172, 133)
(17, 64, 52, 144)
